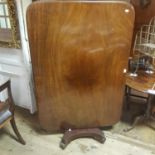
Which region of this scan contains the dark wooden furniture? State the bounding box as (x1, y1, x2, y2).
(27, 1, 134, 132)
(130, 0, 155, 55)
(0, 80, 25, 145)
(131, 0, 155, 31)
(60, 128, 105, 149)
(126, 71, 155, 93)
(124, 71, 155, 131)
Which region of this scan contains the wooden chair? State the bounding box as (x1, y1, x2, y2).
(0, 80, 25, 145)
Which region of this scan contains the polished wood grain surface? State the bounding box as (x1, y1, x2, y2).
(126, 71, 155, 94)
(27, 1, 135, 132)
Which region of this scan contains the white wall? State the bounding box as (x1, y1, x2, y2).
(0, 0, 36, 113)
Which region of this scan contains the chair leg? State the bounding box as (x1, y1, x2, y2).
(124, 86, 131, 110)
(10, 117, 26, 145)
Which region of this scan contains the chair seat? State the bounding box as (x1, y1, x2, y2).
(0, 109, 12, 124)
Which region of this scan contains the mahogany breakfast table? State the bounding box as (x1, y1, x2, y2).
(27, 0, 135, 148)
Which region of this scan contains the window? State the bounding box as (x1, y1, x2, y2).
(0, 0, 11, 29)
(0, 0, 20, 48)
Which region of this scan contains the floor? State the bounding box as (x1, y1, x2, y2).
(0, 103, 155, 155)
(111, 94, 155, 146)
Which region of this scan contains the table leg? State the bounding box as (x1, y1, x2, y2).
(124, 94, 154, 132)
(124, 85, 131, 110)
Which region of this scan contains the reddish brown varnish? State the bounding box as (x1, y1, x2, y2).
(126, 71, 155, 93)
(27, 1, 135, 132)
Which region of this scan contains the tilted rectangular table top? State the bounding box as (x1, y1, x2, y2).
(27, 1, 135, 132)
